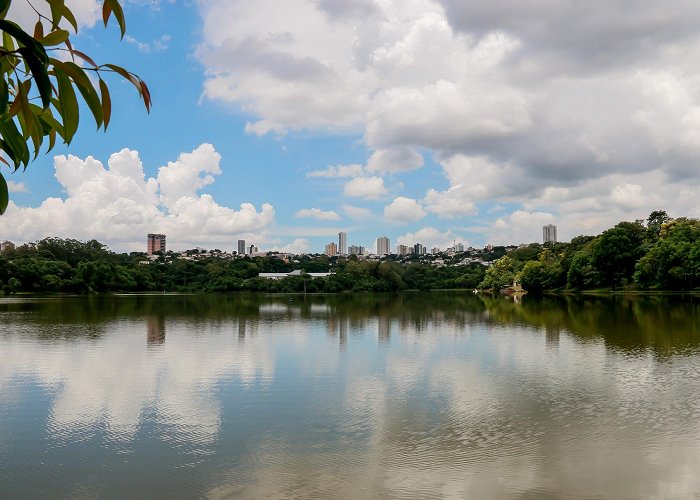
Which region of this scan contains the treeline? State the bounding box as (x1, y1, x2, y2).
(0, 238, 486, 294)
(480, 211, 700, 292)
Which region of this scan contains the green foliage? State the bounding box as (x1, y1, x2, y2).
(0, 0, 150, 215)
(591, 221, 645, 288)
(479, 255, 517, 290)
(0, 237, 492, 294)
(634, 218, 700, 290)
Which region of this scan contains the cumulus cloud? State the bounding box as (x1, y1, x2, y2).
(343, 176, 387, 199)
(196, 0, 700, 235)
(343, 204, 373, 221)
(0, 144, 275, 251)
(396, 227, 469, 251)
(6, 181, 28, 193)
(273, 238, 310, 254)
(366, 148, 424, 174)
(479, 210, 556, 246)
(306, 164, 364, 178)
(8, 0, 101, 30)
(383, 197, 426, 223)
(294, 208, 341, 221)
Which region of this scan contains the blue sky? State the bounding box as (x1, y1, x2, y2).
(2, 0, 699, 253)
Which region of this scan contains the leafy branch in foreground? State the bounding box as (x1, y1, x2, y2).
(0, 0, 150, 215)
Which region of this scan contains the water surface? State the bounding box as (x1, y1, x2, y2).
(2, 293, 700, 498)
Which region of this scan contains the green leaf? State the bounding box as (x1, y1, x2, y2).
(0, 78, 7, 115)
(99, 79, 111, 129)
(45, 0, 78, 33)
(0, 116, 29, 168)
(102, 0, 126, 38)
(0, 171, 8, 215)
(18, 47, 52, 109)
(37, 108, 65, 143)
(0, 20, 48, 64)
(53, 60, 102, 128)
(41, 29, 70, 46)
(0, 0, 10, 20)
(54, 68, 79, 143)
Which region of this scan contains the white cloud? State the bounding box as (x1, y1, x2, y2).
(366, 147, 424, 174)
(6, 181, 28, 193)
(342, 204, 373, 221)
(396, 227, 469, 250)
(383, 197, 426, 223)
(478, 210, 555, 246)
(294, 208, 341, 221)
(273, 238, 310, 254)
(125, 34, 171, 53)
(8, 0, 101, 30)
(195, 0, 700, 236)
(343, 176, 387, 199)
(306, 164, 364, 178)
(0, 145, 275, 251)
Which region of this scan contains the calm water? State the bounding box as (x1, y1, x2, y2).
(2, 293, 700, 499)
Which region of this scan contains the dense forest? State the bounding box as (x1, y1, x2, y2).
(0, 238, 486, 294)
(480, 211, 700, 292)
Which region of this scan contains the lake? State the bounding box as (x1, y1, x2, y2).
(2, 292, 700, 499)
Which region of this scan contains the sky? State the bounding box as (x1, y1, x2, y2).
(1, 0, 700, 253)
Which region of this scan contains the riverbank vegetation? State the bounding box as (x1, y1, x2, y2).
(480, 211, 700, 293)
(2, 211, 697, 295)
(0, 238, 486, 294)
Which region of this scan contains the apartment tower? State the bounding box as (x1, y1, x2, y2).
(147, 233, 166, 255)
(376, 236, 390, 255)
(543, 224, 557, 244)
(338, 232, 347, 256)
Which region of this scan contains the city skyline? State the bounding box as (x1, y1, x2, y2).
(0, 1, 695, 254)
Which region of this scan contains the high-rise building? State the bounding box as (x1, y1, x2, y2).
(455, 243, 464, 252)
(376, 236, 390, 255)
(543, 224, 557, 244)
(338, 232, 347, 255)
(431, 247, 440, 254)
(248, 244, 258, 255)
(348, 245, 365, 256)
(414, 243, 425, 255)
(147, 233, 166, 255)
(397, 244, 410, 256)
(325, 242, 338, 256)
(237, 239, 246, 255)
(0, 240, 15, 252)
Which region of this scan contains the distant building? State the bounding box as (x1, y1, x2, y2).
(147, 233, 166, 255)
(376, 236, 390, 255)
(414, 243, 425, 255)
(248, 244, 258, 255)
(543, 224, 557, 244)
(237, 239, 246, 255)
(431, 247, 440, 254)
(0, 241, 15, 252)
(338, 232, 347, 255)
(348, 245, 365, 256)
(325, 242, 338, 256)
(455, 243, 464, 252)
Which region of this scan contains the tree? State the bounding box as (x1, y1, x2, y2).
(591, 221, 645, 288)
(479, 255, 517, 290)
(0, 0, 150, 215)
